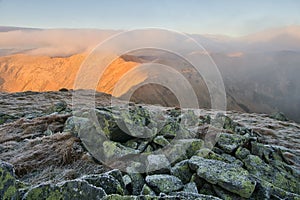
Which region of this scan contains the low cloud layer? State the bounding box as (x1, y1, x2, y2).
(0, 28, 119, 57)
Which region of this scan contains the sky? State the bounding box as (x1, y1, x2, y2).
(0, 0, 300, 36)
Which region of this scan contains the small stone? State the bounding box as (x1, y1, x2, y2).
(124, 140, 138, 149)
(153, 136, 170, 147)
(122, 175, 132, 188)
(145, 175, 183, 193)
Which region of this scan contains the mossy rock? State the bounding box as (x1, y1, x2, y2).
(243, 154, 300, 194)
(217, 133, 249, 154)
(82, 173, 124, 195)
(23, 180, 106, 200)
(189, 156, 256, 198)
(171, 160, 193, 184)
(145, 175, 183, 194)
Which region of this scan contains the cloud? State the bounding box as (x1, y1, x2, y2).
(0, 28, 119, 57)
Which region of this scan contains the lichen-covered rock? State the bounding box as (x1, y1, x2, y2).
(145, 175, 183, 193)
(105, 169, 126, 190)
(171, 160, 192, 184)
(23, 180, 106, 200)
(102, 141, 139, 161)
(46, 100, 68, 114)
(251, 178, 300, 200)
(140, 184, 156, 196)
(101, 194, 138, 200)
(81, 173, 124, 195)
(164, 144, 188, 164)
(217, 133, 249, 153)
(212, 185, 243, 200)
(270, 112, 288, 121)
(158, 120, 190, 139)
(175, 139, 204, 158)
(211, 113, 237, 131)
(243, 154, 300, 194)
(146, 154, 170, 174)
(153, 136, 170, 147)
(0, 161, 18, 200)
(189, 156, 256, 198)
(127, 173, 145, 195)
(64, 116, 90, 137)
(250, 142, 283, 162)
(95, 109, 133, 143)
(235, 147, 251, 160)
(183, 182, 198, 194)
(169, 191, 222, 200)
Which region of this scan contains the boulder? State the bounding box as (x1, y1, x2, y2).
(243, 154, 300, 194)
(189, 156, 256, 198)
(23, 180, 106, 200)
(146, 154, 171, 174)
(145, 175, 183, 193)
(171, 160, 193, 184)
(82, 173, 124, 195)
(216, 133, 249, 154)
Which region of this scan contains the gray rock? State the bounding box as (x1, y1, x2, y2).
(270, 112, 288, 121)
(105, 169, 126, 190)
(243, 154, 300, 194)
(81, 173, 124, 195)
(128, 173, 145, 195)
(140, 184, 156, 196)
(164, 144, 188, 164)
(64, 116, 90, 137)
(175, 139, 204, 158)
(153, 136, 170, 147)
(217, 133, 249, 153)
(23, 180, 106, 200)
(189, 156, 256, 198)
(183, 182, 198, 194)
(171, 160, 193, 184)
(212, 185, 244, 200)
(169, 192, 222, 200)
(235, 147, 250, 160)
(102, 141, 139, 161)
(145, 175, 183, 193)
(146, 154, 171, 174)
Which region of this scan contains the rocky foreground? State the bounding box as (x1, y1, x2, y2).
(0, 91, 300, 199)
